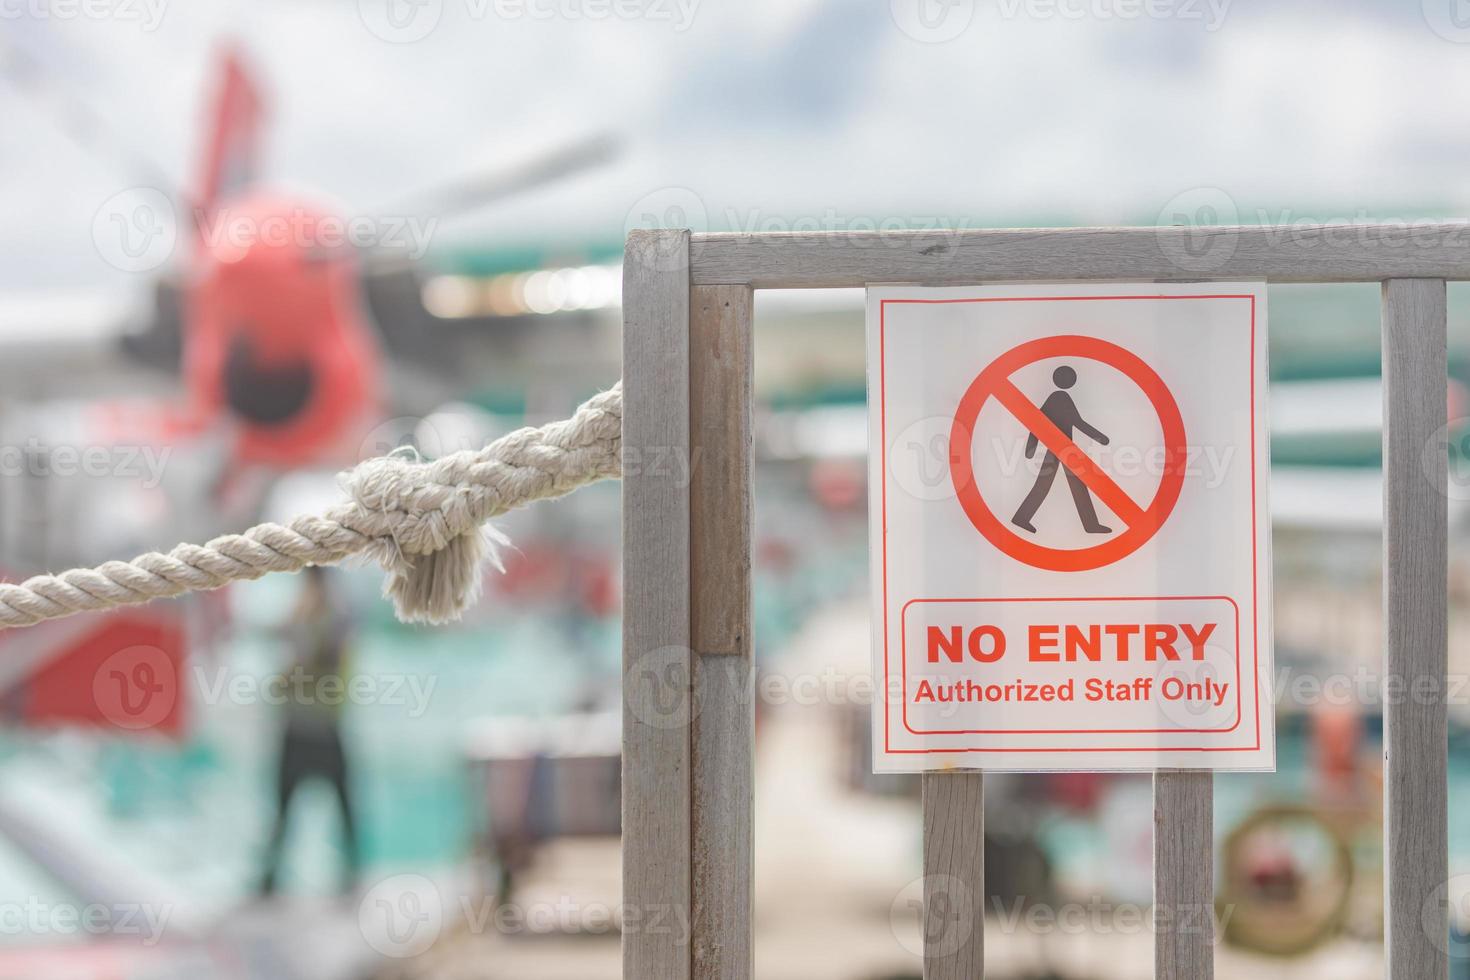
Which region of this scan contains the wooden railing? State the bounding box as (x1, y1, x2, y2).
(621, 224, 1455, 979)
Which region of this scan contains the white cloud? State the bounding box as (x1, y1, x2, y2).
(2, 0, 1469, 292)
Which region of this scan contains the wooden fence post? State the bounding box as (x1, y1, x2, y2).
(622, 228, 693, 979)
(922, 772, 985, 978)
(1154, 770, 1213, 978)
(689, 283, 755, 979)
(1382, 277, 1448, 980)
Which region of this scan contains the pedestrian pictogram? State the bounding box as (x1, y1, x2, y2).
(1011, 365, 1113, 535)
(948, 333, 1188, 573)
(869, 283, 1274, 773)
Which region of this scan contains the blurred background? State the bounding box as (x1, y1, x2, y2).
(1, 1, 1470, 977)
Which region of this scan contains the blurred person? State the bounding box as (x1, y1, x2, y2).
(259, 565, 359, 896)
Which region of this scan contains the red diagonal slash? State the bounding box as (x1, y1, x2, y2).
(990, 378, 1148, 527)
(947, 333, 1188, 574)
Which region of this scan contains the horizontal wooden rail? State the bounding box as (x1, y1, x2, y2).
(689, 224, 1470, 287)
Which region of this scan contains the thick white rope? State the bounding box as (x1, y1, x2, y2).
(0, 384, 624, 630)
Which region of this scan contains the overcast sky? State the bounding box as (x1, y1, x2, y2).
(3, 0, 1470, 291)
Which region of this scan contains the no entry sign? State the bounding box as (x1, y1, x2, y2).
(868, 283, 1274, 771)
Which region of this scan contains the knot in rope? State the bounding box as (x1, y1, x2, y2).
(0, 383, 624, 630)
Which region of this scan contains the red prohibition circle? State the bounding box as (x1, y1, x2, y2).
(948, 334, 1187, 572)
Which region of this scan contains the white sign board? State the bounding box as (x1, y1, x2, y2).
(868, 282, 1274, 772)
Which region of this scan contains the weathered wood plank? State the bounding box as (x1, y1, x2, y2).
(689, 284, 754, 980)
(921, 772, 984, 979)
(622, 228, 693, 980)
(689, 225, 1470, 287)
(689, 284, 753, 662)
(1154, 770, 1213, 979)
(1382, 278, 1449, 980)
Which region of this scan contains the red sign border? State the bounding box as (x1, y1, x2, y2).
(878, 293, 1262, 757)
